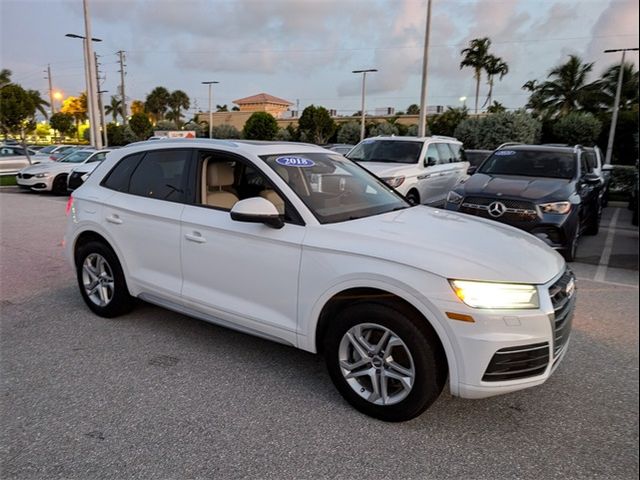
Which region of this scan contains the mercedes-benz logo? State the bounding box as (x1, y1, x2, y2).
(488, 201, 507, 218)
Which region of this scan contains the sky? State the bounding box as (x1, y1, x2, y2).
(1, 0, 639, 118)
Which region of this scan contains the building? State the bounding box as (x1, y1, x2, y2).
(232, 93, 293, 118)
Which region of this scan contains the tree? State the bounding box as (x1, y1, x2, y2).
(460, 37, 492, 113)
(167, 90, 190, 126)
(212, 124, 240, 139)
(274, 127, 292, 141)
(487, 101, 506, 113)
(129, 112, 153, 140)
(144, 86, 170, 122)
(454, 111, 541, 149)
(599, 62, 639, 111)
(155, 120, 178, 131)
(428, 107, 468, 137)
(130, 99, 145, 115)
(231, 106, 240, 112)
(406, 104, 420, 115)
(531, 55, 601, 117)
(552, 112, 602, 146)
(298, 105, 336, 144)
(483, 55, 509, 107)
(242, 112, 278, 140)
(0, 84, 37, 162)
(216, 104, 229, 112)
(61, 93, 88, 139)
(105, 96, 123, 123)
(368, 122, 399, 137)
(0, 68, 11, 89)
(49, 112, 75, 138)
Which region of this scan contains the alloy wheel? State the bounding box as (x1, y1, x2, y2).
(82, 253, 115, 307)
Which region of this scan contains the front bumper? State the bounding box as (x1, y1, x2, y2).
(16, 173, 54, 191)
(435, 269, 575, 399)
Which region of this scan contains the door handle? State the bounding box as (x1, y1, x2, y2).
(185, 232, 206, 244)
(106, 214, 123, 225)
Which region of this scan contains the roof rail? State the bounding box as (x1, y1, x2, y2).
(431, 135, 458, 141)
(496, 142, 521, 149)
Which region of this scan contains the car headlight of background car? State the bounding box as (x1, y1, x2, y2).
(381, 176, 405, 188)
(447, 191, 463, 205)
(34, 172, 51, 178)
(539, 201, 572, 214)
(449, 279, 540, 309)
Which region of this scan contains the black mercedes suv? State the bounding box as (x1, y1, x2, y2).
(445, 144, 602, 261)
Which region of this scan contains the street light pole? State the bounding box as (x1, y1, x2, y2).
(418, 0, 433, 137)
(603, 47, 639, 165)
(353, 69, 377, 141)
(202, 81, 219, 139)
(65, 33, 102, 147)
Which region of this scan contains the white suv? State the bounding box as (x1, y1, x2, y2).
(346, 136, 469, 205)
(66, 139, 574, 421)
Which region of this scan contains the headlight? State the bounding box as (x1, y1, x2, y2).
(34, 172, 50, 178)
(381, 176, 405, 188)
(539, 201, 571, 214)
(447, 191, 463, 204)
(449, 280, 539, 309)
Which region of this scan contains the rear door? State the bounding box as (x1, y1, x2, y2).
(442, 142, 470, 192)
(100, 149, 194, 300)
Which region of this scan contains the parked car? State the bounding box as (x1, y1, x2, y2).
(67, 150, 112, 191)
(445, 144, 602, 261)
(65, 138, 573, 422)
(34, 145, 75, 159)
(0, 146, 43, 175)
(346, 135, 469, 206)
(324, 144, 355, 156)
(0, 145, 38, 157)
(17, 149, 109, 194)
(50, 146, 94, 162)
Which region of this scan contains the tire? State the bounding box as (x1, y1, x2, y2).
(584, 203, 601, 236)
(52, 174, 67, 195)
(406, 190, 420, 206)
(324, 302, 446, 422)
(561, 227, 579, 262)
(75, 240, 135, 318)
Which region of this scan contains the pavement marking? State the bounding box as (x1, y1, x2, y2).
(577, 276, 638, 289)
(594, 207, 621, 282)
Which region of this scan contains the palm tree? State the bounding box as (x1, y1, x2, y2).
(460, 37, 492, 114)
(536, 55, 601, 116)
(216, 104, 228, 112)
(0, 69, 11, 89)
(105, 96, 123, 123)
(522, 80, 539, 92)
(167, 90, 190, 126)
(145, 86, 171, 123)
(483, 55, 509, 108)
(27, 90, 49, 119)
(599, 62, 639, 111)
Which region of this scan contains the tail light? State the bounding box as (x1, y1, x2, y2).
(50, 155, 57, 161)
(65, 195, 74, 216)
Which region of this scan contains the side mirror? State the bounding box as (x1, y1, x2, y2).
(424, 157, 437, 167)
(230, 197, 284, 229)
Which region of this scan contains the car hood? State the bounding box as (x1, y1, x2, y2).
(20, 161, 77, 173)
(460, 173, 572, 200)
(356, 161, 416, 178)
(308, 206, 564, 284)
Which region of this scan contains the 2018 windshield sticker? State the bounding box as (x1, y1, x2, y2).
(275, 156, 316, 167)
(495, 150, 516, 156)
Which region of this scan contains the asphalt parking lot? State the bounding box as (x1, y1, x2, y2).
(1, 188, 638, 480)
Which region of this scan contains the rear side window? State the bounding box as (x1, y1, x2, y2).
(425, 144, 440, 165)
(103, 153, 144, 192)
(435, 143, 453, 164)
(449, 144, 464, 162)
(128, 150, 191, 202)
(584, 152, 597, 172)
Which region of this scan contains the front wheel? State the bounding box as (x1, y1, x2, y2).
(406, 190, 420, 206)
(75, 241, 135, 318)
(562, 227, 579, 262)
(324, 302, 445, 422)
(52, 174, 67, 195)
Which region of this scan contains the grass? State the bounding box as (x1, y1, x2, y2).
(0, 175, 17, 186)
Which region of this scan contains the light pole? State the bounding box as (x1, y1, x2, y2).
(603, 47, 639, 165)
(352, 69, 377, 141)
(202, 81, 219, 139)
(98, 89, 108, 147)
(418, 0, 433, 137)
(65, 33, 102, 147)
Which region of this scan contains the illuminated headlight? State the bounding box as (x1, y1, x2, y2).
(447, 191, 463, 205)
(34, 172, 50, 178)
(450, 280, 539, 309)
(381, 176, 405, 188)
(539, 201, 571, 214)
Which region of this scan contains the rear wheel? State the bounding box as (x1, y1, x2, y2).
(324, 302, 445, 422)
(75, 240, 135, 317)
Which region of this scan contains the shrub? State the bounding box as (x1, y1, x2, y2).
(368, 122, 399, 137)
(243, 112, 278, 140)
(274, 128, 292, 141)
(406, 124, 419, 136)
(608, 165, 637, 198)
(298, 105, 336, 144)
(552, 112, 602, 146)
(337, 121, 361, 144)
(597, 109, 639, 165)
(182, 121, 204, 137)
(212, 124, 240, 139)
(129, 112, 153, 140)
(155, 120, 178, 131)
(454, 111, 541, 149)
(428, 107, 467, 137)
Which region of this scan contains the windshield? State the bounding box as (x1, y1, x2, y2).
(59, 151, 92, 163)
(39, 146, 58, 154)
(346, 140, 423, 164)
(261, 152, 410, 224)
(479, 150, 577, 179)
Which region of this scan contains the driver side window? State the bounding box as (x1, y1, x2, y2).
(426, 144, 440, 167)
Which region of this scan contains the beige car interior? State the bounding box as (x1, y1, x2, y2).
(202, 157, 285, 214)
